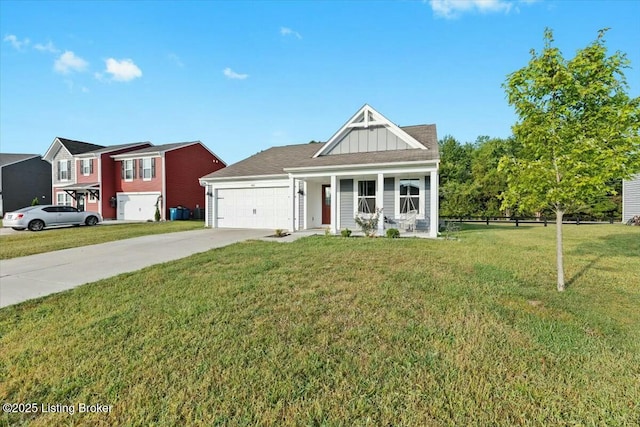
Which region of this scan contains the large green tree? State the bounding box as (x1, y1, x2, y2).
(501, 28, 640, 291)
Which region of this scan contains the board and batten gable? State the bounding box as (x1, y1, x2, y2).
(326, 127, 414, 155)
(622, 174, 640, 222)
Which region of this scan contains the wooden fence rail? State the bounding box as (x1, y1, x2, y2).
(440, 216, 620, 227)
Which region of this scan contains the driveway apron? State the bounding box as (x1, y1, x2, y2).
(0, 228, 271, 308)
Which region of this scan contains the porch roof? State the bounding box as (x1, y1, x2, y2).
(55, 182, 100, 191)
(202, 124, 438, 181)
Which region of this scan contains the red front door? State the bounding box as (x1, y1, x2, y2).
(322, 185, 331, 225)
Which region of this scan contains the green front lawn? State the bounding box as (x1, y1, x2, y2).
(0, 221, 205, 260)
(1, 225, 639, 425)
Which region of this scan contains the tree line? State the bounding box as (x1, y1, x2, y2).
(438, 135, 623, 220)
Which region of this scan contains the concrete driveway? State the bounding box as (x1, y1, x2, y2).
(0, 228, 271, 308)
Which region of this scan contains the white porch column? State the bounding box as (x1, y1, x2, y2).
(303, 181, 308, 230)
(203, 185, 209, 227)
(213, 188, 219, 228)
(289, 175, 296, 232)
(377, 172, 384, 236)
(430, 170, 438, 238)
(330, 175, 337, 234)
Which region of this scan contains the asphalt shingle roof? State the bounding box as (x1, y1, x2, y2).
(57, 138, 105, 154)
(202, 124, 438, 180)
(79, 142, 152, 155)
(0, 153, 39, 167)
(112, 141, 201, 156)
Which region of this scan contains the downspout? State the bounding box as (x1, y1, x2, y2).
(161, 153, 167, 220)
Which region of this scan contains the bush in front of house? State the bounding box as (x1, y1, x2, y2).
(341, 228, 352, 237)
(386, 228, 400, 238)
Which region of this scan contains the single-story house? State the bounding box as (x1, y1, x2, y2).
(622, 174, 640, 223)
(0, 153, 52, 216)
(200, 104, 440, 237)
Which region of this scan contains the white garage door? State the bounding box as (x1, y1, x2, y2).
(217, 187, 291, 230)
(117, 193, 160, 221)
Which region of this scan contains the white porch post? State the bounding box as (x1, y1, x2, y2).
(303, 181, 308, 230)
(289, 175, 296, 232)
(213, 188, 219, 228)
(430, 170, 438, 238)
(330, 175, 337, 234)
(377, 172, 384, 236)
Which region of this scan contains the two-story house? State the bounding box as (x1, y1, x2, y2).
(72, 142, 153, 219)
(43, 137, 105, 208)
(111, 141, 225, 221)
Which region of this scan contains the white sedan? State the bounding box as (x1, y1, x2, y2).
(2, 205, 102, 231)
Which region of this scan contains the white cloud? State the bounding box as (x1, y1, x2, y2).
(34, 41, 59, 53)
(429, 0, 513, 19)
(3, 34, 30, 50)
(104, 58, 143, 82)
(280, 27, 302, 39)
(54, 51, 88, 74)
(223, 67, 248, 80)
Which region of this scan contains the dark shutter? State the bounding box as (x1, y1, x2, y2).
(90, 159, 94, 174)
(121, 161, 125, 179)
(151, 158, 156, 178)
(58, 161, 61, 180)
(133, 159, 137, 179)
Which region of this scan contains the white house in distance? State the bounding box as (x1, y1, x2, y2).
(200, 104, 440, 237)
(622, 174, 640, 222)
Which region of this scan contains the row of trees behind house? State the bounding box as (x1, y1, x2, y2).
(438, 135, 623, 220)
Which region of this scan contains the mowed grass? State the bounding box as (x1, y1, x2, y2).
(0, 221, 205, 260)
(1, 225, 639, 426)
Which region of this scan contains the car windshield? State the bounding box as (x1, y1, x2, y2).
(14, 206, 40, 213)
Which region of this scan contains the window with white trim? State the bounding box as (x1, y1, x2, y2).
(58, 160, 71, 181)
(399, 179, 420, 214)
(395, 177, 425, 219)
(56, 192, 72, 206)
(81, 159, 93, 176)
(142, 158, 153, 180)
(357, 180, 376, 213)
(124, 159, 135, 181)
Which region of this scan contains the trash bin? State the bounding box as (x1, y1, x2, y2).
(193, 207, 202, 220)
(169, 207, 181, 221)
(181, 208, 191, 220)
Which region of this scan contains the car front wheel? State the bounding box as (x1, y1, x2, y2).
(28, 219, 45, 231)
(85, 216, 99, 226)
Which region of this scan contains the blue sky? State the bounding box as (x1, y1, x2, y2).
(1, 0, 639, 164)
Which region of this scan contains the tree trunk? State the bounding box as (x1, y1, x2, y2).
(556, 210, 565, 291)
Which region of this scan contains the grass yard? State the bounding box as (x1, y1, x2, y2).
(1, 225, 639, 426)
(0, 221, 205, 260)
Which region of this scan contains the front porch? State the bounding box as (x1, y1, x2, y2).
(290, 166, 439, 238)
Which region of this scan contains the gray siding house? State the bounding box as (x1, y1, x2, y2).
(43, 137, 105, 207)
(0, 154, 52, 216)
(622, 174, 640, 223)
(200, 105, 440, 236)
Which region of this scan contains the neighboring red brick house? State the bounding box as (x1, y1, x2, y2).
(74, 142, 153, 219)
(111, 141, 225, 221)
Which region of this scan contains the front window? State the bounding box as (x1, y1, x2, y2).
(399, 179, 420, 214)
(56, 192, 72, 206)
(58, 160, 71, 181)
(124, 160, 135, 181)
(142, 158, 152, 180)
(81, 159, 92, 176)
(357, 180, 376, 213)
